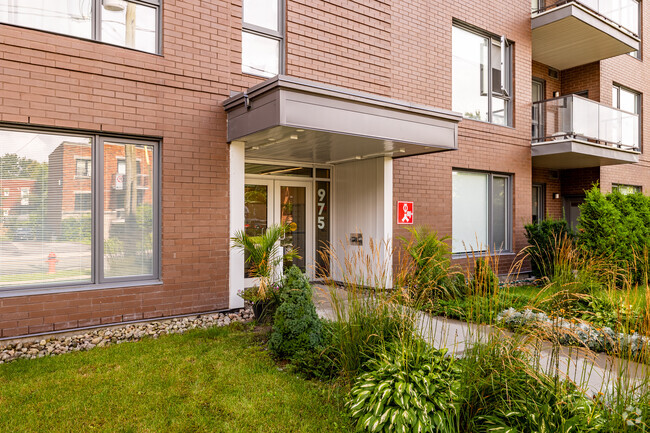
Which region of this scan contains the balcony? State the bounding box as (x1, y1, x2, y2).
(532, 0, 640, 70)
(532, 95, 640, 169)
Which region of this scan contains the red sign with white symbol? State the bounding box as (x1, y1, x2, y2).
(397, 201, 413, 225)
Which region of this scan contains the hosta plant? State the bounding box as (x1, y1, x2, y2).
(346, 340, 460, 433)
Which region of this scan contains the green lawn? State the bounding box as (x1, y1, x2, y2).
(0, 324, 351, 433)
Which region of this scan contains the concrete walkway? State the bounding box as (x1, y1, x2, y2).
(313, 285, 648, 396)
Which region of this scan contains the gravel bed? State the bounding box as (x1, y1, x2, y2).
(0, 307, 253, 365)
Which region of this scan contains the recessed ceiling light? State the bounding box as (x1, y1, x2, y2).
(290, 135, 298, 140)
(251, 146, 260, 150)
(296, 129, 304, 132)
(267, 138, 276, 142)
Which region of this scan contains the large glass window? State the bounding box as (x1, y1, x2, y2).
(242, 0, 283, 77)
(452, 170, 511, 253)
(0, 129, 159, 292)
(452, 24, 513, 126)
(0, 0, 159, 54)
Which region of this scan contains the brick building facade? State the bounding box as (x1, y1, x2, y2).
(0, 0, 647, 338)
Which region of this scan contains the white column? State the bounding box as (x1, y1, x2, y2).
(229, 141, 245, 309)
(381, 157, 393, 288)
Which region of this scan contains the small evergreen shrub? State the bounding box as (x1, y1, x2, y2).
(578, 186, 650, 283)
(290, 319, 340, 381)
(269, 266, 323, 359)
(524, 217, 573, 279)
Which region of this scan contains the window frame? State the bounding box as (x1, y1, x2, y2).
(97, 136, 161, 284)
(0, 126, 161, 297)
(532, 183, 545, 224)
(452, 21, 514, 127)
(0, 0, 162, 55)
(241, 0, 285, 77)
(612, 83, 642, 151)
(612, 183, 642, 195)
(452, 169, 513, 255)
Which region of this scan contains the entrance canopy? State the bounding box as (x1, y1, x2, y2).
(223, 75, 461, 164)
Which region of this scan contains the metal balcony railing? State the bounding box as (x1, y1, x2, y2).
(533, 0, 639, 36)
(532, 94, 639, 151)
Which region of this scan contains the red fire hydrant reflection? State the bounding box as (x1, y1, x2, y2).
(46, 252, 58, 274)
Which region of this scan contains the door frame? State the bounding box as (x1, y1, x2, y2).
(244, 175, 315, 285)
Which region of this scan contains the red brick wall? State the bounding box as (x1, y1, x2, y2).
(560, 168, 600, 196)
(390, 0, 533, 276)
(561, 62, 601, 100)
(0, 0, 240, 337)
(2, 0, 650, 337)
(532, 168, 562, 220)
(532, 61, 561, 99)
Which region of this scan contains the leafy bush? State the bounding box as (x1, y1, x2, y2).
(269, 266, 323, 359)
(524, 217, 573, 279)
(347, 340, 460, 433)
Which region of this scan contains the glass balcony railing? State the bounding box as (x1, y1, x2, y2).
(532, 95, 639, 151)
(533, 0, 639, 36)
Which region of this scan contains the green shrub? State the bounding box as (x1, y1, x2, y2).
(524, 217, 573, 279)
(346, 340, 460, 433)
(269, 266, 323, 359)
(578, 186, 650, 283)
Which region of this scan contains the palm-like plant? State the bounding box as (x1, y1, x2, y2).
(231, 223, 300, 300)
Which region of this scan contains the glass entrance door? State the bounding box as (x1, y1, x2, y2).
(278, 184, 307, 271)
(244, 178, 313, 287)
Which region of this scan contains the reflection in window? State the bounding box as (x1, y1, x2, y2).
(0, 129, 158, 290)
(0, 0, 159, 54)
(452, 25, 512, 126)
(612, 184, 641, 195)
(0, 131, 92, 287)
(0, 0, 92, 38)
(103, 142, 154, 278)
(101, 1, 157, 54)
(242, 0, 282, 77)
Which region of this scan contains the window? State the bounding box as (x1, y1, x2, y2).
(20, 187, 29, 206)
(613, 184, 641, 195)
(452, 170, 511, 253)
(0, 0, 160, 54)
(0, 129, 159, 291)
(74, 192, 92, 212)
(612, 84, 641, 148)
(76, 158, 92, 178)
(532, 183, 545, 223)
(242, 0, 283, 77)
(452, 23, 513, 126)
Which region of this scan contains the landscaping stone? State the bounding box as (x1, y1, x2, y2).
(0, 307, 253, 365)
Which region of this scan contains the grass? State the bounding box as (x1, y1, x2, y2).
(0, 269, 91, 285)
(0, 324, 351, 433)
